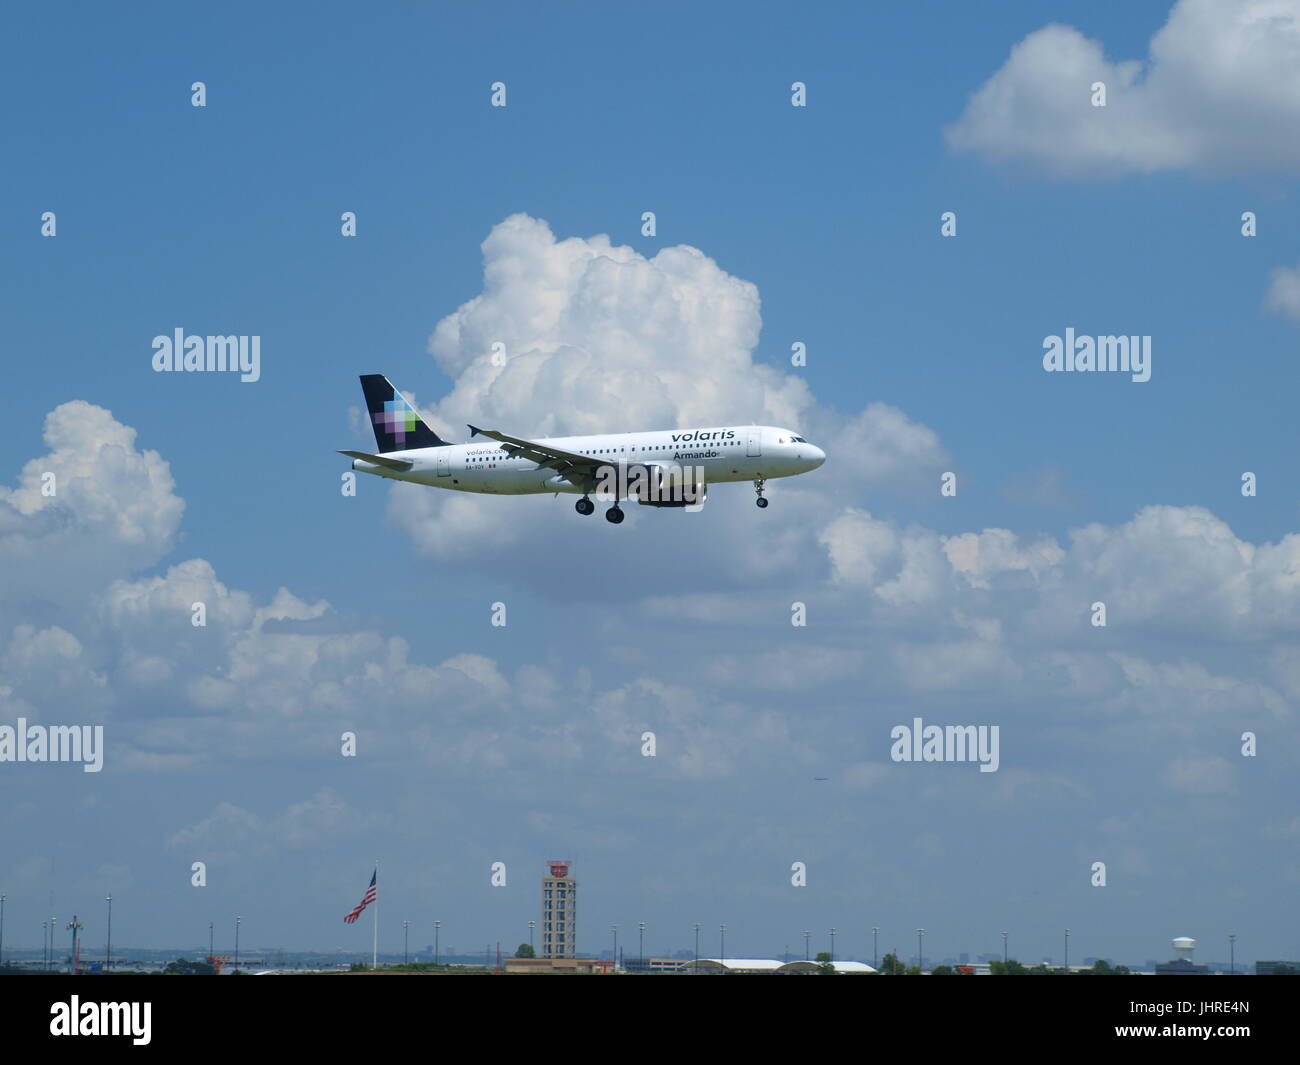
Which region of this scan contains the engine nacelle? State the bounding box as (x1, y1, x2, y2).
(635, 481, 707, 507)
(637, 486, 707, 508)
(591, 462, 706, 506)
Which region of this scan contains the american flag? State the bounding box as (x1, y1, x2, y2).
(343, 870, 377, 924)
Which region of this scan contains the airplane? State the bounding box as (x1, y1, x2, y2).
(340, 374, 826, 524)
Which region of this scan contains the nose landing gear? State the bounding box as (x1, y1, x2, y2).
(754, 476, 768, 508)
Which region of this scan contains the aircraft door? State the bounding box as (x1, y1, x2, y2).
(746, 429, 761, 457)
(437, 455, 450, 477)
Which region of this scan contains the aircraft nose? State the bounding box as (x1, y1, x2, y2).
(806, 445, 825, 469)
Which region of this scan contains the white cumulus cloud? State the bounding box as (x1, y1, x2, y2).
(0, 401, 184, 610)
(1265, 261, 1300, 322)
(946, 0, 1300, 178)
(426, 213, 808, 435)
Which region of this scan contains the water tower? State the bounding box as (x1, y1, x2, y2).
(1172, 937, 1196, 962)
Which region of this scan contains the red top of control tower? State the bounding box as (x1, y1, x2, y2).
(548, 860, 571, 878)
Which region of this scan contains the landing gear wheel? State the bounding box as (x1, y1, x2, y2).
(605, 505, 625, 525)
(754, 475, 768, 508)
(756, 496, 769, 508)
(575, 497, 595, 516)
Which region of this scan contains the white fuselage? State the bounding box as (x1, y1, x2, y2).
(350, 424, 825, 495)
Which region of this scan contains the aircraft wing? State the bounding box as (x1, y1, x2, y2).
(468, 424, 610, 485)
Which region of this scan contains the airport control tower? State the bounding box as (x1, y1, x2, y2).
(541, 860, 576, 958)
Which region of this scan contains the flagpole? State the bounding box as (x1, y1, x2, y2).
(372, 860, 378, 969)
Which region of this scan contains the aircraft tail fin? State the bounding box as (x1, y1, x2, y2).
(359, 374, 452, 453)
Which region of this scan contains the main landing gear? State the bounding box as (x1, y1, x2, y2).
(576, 495, 624, 524)
(754, 476, 769, 508)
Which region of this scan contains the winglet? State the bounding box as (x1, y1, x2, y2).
(467, 424, 482, 438)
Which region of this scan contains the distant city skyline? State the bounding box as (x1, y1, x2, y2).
(2, 0, 1297, 967)
(0, 897, 1287, 974)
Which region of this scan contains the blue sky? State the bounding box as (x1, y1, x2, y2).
(2, 0, 1298, 968)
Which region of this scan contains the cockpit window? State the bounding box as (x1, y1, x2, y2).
(791, 435, 806, 443)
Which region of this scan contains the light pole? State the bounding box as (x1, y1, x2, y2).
(67, 915, 83, 974)
(803, 929, 811, 961)
(916, 928, 925, 973)
(42, 921, 47, 971)
(49, 916, 56, 972)
(1064, 929, 1070, 973)
(1001, 930, 1008, 965)
(234, 916, 241, 973)
(720, 923, 726, 964)
(638, 922, 645, 969)
(611, 924, 618, 970)
(403, 920, 410, 965)
(434, 920, 441, 965)
(0, 893, 5, 969)
(105, 895, 112, 973)
(1229, 934, 1236, 975)
(693, 923, 700, 972)
(872, 927, 879, 969)
(829, 927, 837, 963)
(528, 920, 535, 952)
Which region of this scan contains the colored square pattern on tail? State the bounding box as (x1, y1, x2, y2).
(374, 399, 418, 446)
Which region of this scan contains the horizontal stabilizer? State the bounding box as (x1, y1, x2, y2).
(338, 450, 413, 471)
